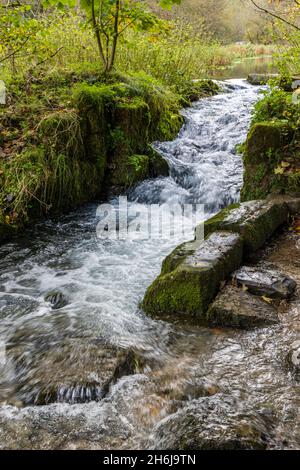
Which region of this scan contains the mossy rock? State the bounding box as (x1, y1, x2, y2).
(108, 154, 150, 189)
(147, 146, 169, 178)
(203, 199, 288, 254)
(142, 231, 243, 321)
(244, 121, 294, 165)
(241, 121, 300, 200)
(247, 74, 278, 86)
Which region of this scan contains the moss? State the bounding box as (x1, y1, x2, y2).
(142, 232, 243, 321)
(147, 146, 169, 178)
(202, 200, 288, 255)
(179, 79, 220, 103)
(142, 268, 216, 320)
(108, 154, 150, 189)
(0, 70, 209, 239)
(161, 240, 196, 275)
(204, 203, 241, 239)
(0, 145, 102, 224)
(241, 120, 299, 201)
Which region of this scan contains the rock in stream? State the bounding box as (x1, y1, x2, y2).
(232, 265, 297, 299)
(207, 285, 279, 328)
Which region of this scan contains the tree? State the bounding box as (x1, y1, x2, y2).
(248, 0, 300, 32)
(79, 0, 181, 73)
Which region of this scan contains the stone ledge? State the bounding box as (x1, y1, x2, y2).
(142, 198, 296, 323)
(203, 199, 288, 254)
(142, 231, 243, 320)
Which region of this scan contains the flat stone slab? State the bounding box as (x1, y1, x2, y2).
(142, 231, 243, 320)
(206, 286, 279, 329)
(232, 265, 297, 299)
(203, 199, 288, 254)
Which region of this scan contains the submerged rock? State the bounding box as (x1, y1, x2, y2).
(142, 231, 243, 321)
(44, 291, 68, 309)
(7, 336, 142, 406)
(287, 341, 300, 378)
(232, 265, 297, 299)
(148, 395, 270, 450)
(0, 401, 132, 450)
(207, 286, 279, 328)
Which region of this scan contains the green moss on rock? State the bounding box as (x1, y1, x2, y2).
(241, 92, 300, 200)
(142, 232, 243, 321)
(203, 199, 288, 254)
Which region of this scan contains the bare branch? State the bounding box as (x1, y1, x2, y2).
(249, 0, 300, 32)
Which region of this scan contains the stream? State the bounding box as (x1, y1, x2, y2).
(0, 79, 299, 450)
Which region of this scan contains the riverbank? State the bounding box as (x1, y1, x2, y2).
(1, 79, 299, 450)
(0, 72, 219, 244)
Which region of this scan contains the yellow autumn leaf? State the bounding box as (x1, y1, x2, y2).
(281, 161, 290, 168)
(262, 296, 273, 304)
(274, 166, 284, 175)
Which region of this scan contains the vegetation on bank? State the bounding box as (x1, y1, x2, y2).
(1, 0, 297, 243)
(0, 67, 218, 239)
(241, 84, 300, 201)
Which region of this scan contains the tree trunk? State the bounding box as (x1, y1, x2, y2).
(91, 0, 107, 70)
(107, 0, 120, 73)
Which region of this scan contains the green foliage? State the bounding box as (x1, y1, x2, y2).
(76, 0, 181, 72)
(252, 88, 300, 128)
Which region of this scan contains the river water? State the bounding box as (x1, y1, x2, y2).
(0, 79, 299, 449)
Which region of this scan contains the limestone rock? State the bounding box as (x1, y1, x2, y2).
(7, 337, 141, 406)
(232, 265, 297, 299)
(207, 285, 279, 328)
(148, 395, 269, 450)
(142, 231, 243, 320)
(203, 199, 288, 254)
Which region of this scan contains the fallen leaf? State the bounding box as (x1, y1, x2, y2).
(274, 166, 284, 175)
(262, 296, 273, 304)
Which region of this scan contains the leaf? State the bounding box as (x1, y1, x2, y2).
(280, 161, 290, 168)
(274, 166, 285, 175)
(262, 296, 273, 304)
(242, 284, 248, 292)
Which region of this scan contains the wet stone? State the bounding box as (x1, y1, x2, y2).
(207, 285, 279, 329)
(203, 199, 288, 254)
(142, 231, 243, 320)
(44, 291, 68, 309)
(232, 265, 297, 299)
(6, 337, 141, 406)
(147, 394, 270, 450)
(0, 401, 132, 450)
(287, 341, 300, 378)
